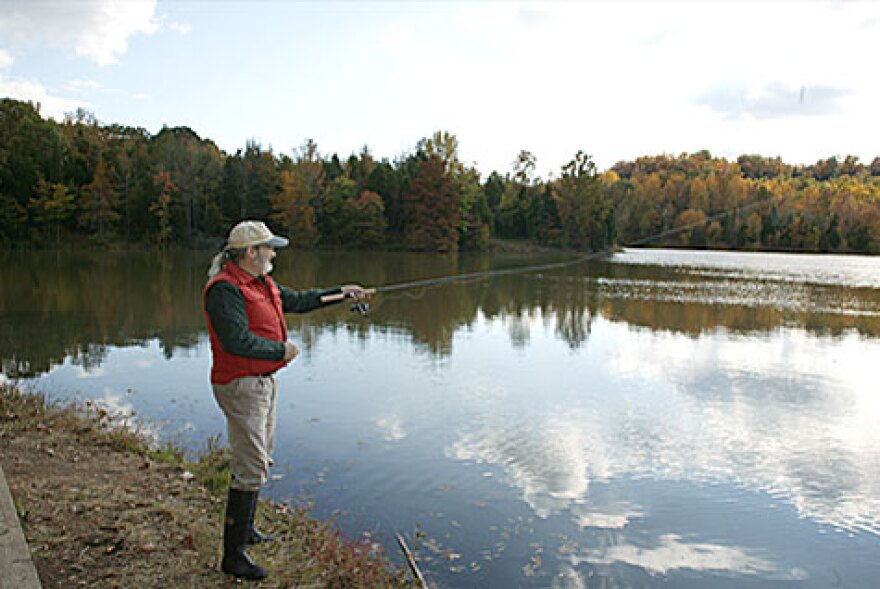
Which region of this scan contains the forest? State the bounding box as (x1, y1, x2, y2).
(2, 97, 879, 254)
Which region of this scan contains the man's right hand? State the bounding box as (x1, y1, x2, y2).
(283, 342, 300, 362)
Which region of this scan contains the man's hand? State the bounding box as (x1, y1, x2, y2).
(341, 284, 373, 301)
(283, 341, 300, 362)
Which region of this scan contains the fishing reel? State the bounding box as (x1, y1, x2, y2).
(345, 288, 376, 316)
(320, 288, 375, 316)
(350, 301, 370, 316)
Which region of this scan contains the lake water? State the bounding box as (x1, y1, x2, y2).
(3, 247, 880, 588)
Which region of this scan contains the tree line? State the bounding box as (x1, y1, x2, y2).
(2, 98, 879, 253)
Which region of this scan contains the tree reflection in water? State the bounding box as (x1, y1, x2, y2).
(1, 248, 878, 378)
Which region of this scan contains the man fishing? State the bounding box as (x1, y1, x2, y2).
(204, 220, 369, 580)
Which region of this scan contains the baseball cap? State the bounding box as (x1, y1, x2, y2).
(226, 220, 289, 249)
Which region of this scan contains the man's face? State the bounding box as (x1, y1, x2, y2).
(252, 244, 276, 275)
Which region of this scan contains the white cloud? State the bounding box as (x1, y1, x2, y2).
(0, 49, 12, 73)
(67, 79, 102, 91)
(698, 82, 850, 120)
(0, 0, 159, 66)
(169, 21, 192, 35)
(65, 78, 150, 105)
(364, 0, 880, 173)
(0, 64, 90, 122)
(0, 1, 159, 118)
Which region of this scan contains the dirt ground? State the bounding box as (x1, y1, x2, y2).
(0, 385, 415, 588)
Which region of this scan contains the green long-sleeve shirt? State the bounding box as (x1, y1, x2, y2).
(205, 276, 342, 361)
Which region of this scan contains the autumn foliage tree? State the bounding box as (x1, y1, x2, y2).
(457, 168, 492, 250)
(404, 154, 459, 252)
(0, 99, 68, 243)
(554, 151, 613, 250)
(345, 190, 386, 248)
(272, 169, 318, 248)
(29, 179, 74, 245)
(149, 126, 225, 244)
(150, 171, 177, 247)
(318, 177, 358, 246)
(79, 156, 120, 240)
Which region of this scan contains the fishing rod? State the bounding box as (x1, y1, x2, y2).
(321, 193, 778, 315)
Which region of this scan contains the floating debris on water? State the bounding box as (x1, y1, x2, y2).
(445, 550, 462, 561)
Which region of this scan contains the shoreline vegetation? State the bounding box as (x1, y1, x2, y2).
(2, 98, 878, 256)
(0, 383, 419, 588)
(15, 236, 877, 257)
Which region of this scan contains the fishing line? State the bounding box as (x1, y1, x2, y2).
(336, 194, 778, 315)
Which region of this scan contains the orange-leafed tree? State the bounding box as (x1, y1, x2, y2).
(150, 171, 177, 247)
(346, 190, 386, 248)
(79, 156, 119, 239)
(404, 154, 459, 252)
(272, 169, 318, 248)
(675, 208, 709, 247)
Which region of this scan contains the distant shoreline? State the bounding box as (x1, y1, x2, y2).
(3, 237, 876, 257)
(617, 243, 880, 257)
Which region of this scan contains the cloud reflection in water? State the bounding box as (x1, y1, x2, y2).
(375, 415, 407, 442)
(449, 414, 606, 518)
(572, 533, 806, 578)
(447, 318, 880, 579)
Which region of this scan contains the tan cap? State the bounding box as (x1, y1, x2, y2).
(226, 220, 289, 249)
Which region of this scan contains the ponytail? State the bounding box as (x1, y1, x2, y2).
(207, 249, 230, 281)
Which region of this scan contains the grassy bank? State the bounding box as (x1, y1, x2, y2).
(0, 383, 418, 588)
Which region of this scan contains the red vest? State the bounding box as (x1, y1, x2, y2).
(204, 261, 289, 384)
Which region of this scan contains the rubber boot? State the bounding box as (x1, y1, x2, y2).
(221, 488, 267, 580)
(247, 491, 276, 545)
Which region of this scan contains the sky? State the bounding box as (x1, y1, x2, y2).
(1, 0, 878, 178)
